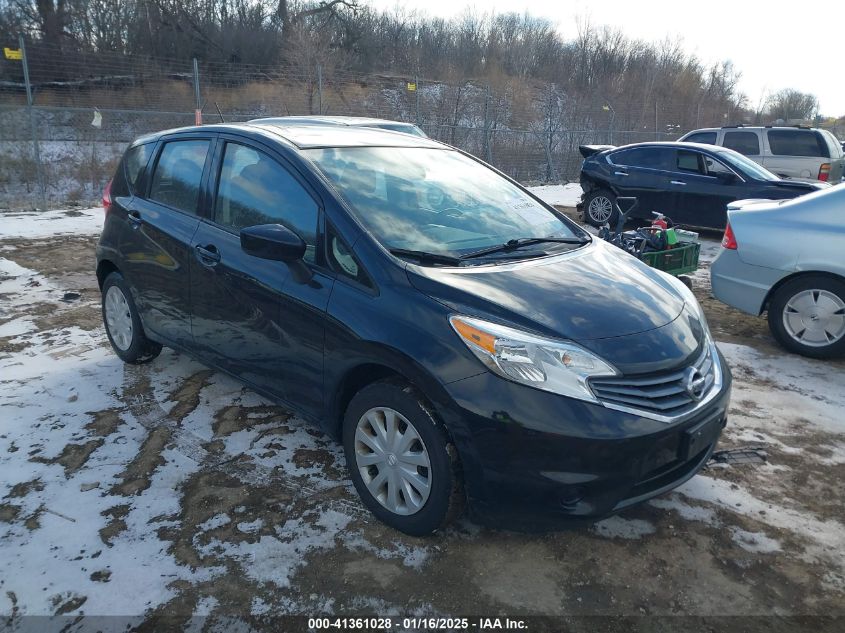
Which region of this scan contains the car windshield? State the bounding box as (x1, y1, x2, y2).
(716, 149, 779, 181)
(306, 147, 584, 259)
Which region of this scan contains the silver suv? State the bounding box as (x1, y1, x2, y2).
(678, 125, 844, 183)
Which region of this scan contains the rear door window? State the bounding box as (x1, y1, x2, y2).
(723, 131, 760, 156)
(766, 130, 829, 158)
(214, 142, 319, 263)
(149, 140, 210, 214)
(683, 132, 717, 145)
(609, 147, 673, 170)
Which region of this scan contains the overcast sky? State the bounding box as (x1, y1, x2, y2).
(367, 0, 844, 116)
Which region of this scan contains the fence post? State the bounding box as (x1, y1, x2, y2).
(414, 74, 420, 126)
(192, 58, 202, 125)
(317, 64, 323, 115)
(19, 35, 47, 210)
(654, 100, 659, 141)
(482, 85, 492, 163)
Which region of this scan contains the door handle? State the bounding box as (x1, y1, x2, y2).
(670, 180, 687, 186)
(128, 210, 142, 227)
(195, 244, 221, 267)
(614, 171, 629, 176)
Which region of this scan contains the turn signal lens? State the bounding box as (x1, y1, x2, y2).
(451, 318, 496, 354)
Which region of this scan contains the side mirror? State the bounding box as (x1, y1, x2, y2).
(240, 224, 305, 263)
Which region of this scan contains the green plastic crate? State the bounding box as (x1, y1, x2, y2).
(639, 241, 700, 276)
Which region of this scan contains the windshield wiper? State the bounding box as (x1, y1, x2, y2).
(460, 236, 590, 261)
(389, 248, 463, 266)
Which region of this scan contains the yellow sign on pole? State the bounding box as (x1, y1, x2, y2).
(4, 47, 22, 60)
(406, 82, 416, 92)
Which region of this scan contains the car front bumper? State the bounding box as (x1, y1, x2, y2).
(438, 348, 732, 529)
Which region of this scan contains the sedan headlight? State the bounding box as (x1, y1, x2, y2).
(450, 315, 618, 402)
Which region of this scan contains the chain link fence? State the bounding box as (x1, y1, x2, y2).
(1, 43, 684, 210)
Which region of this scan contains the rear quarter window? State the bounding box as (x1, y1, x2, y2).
(767, 130, 829, 158)
(110, 143, 153, 198)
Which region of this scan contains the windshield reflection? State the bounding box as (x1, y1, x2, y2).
(306, 147, 581, 257)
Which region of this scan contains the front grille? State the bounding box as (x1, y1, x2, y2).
(590, 344, 716, 418)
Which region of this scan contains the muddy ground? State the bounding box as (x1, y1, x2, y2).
(1, 210, 843, 631)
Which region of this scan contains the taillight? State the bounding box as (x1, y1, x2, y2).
(722, 221, 737, 250)
(102, 179, 113, 214)
(818, 163, 830, 182)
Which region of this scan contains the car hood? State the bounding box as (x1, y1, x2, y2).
(770, 179, 830, 192)
(409, 239, 706, 362)
(406, 241, 702, 373)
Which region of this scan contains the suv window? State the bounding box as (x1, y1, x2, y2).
(149, 140, 210, 213)
(214, 142, 318, 262)
(767, 130, 829, 158)
(610, 147, 673, 170)
(684, 132, 717, 145)
(723, 131, 760, 156)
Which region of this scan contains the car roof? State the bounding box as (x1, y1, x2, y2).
(251, 115, 419, 128)
(606, 141, 726, 152)
(132, 122, 442, 150)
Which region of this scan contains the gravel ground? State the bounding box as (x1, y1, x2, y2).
(1, 206, 843, 630)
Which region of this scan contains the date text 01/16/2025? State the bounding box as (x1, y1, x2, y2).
(307, 617, 528, 630)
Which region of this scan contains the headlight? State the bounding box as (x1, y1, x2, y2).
(449, 315, 618, 402)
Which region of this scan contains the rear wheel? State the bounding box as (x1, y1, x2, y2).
(101, 272, 162, 364)
(583, 189, 618, 227)
(767, 276, 845, 359)
(342, 379, 462, 535)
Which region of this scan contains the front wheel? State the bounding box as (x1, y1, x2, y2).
(342, 379, 463, 535)
(583, 189, 618, 227)
(767, 276, 845, 359)
(101, 272, 162, 364)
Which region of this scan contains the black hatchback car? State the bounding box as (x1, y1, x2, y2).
(97, 123, 731, 535)
(578, 141, 824, 229)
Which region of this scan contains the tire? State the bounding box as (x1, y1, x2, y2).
(342, 378, 463, 535)
(767, 275, 845, 359)
(583, 189, 618, 227)
(101, 272, 162, 364)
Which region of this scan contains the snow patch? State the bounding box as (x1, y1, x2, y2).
(592, 515, 656, 540)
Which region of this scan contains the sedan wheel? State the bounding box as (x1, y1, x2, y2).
(104, 285, 134, 351)
(782, 289, 845, 348)
(768, 276, 845, 359)
(583, 189, 618, 227)
(354, 407, 432, 516)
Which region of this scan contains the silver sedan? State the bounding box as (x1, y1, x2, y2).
(711, 183, 845, 358)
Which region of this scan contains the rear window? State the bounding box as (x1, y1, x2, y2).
(684, 132, 717, 145)
(767, 130, 829, 158)
(149, 140, 210, 214)
(723, 131, 760, 156)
